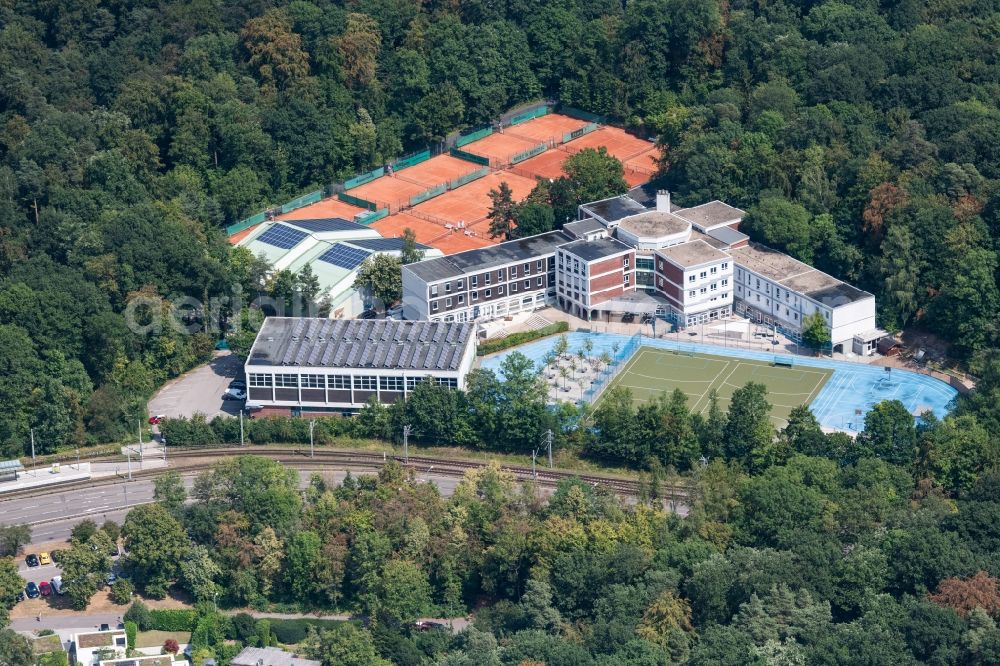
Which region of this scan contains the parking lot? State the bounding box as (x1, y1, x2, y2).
(148, 351, 243, 420)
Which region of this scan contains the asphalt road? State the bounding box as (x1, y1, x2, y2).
(4, 470, 462, 546)
(148, 351, 244, 419)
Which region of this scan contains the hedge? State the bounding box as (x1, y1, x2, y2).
(124, 621, 137, 649)
(477, 321, 569, 356)
(149, 609, 198, 632)
(270, 618, 349, 645)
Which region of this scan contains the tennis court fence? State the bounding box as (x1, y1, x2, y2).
(581, 332, 642, 405)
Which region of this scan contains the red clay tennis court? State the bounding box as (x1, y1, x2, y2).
(460, 132, 540, 168)
(279, 198, 367, 221)
(508, 149, 569, 181)
(229, 197, 370, 244)
(410, 171, 538, 224)
(391, 155, 480, 189)
(560, 126, 656, 161)
(624, 147, 659, 175)
(504, 113, 587, 146)
(371, 212, 496, 254)
(349, 175, 427, 213)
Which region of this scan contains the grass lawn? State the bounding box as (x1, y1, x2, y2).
(136, 630, 191, 649)
(600, 346, 832, 427)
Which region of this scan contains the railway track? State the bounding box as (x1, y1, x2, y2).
(0, 447, 690, 503)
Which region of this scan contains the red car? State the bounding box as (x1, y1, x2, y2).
(148, 415, 165, 425)
(38, 581, 51, 597)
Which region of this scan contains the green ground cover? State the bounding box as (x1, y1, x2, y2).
(602, 346, 832, 427)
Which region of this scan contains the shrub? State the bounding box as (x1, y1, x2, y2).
(124, 621, 137, 650)
(124, 601, 152, 631)
(111, 579, 134, 605)
(163, 638, 179, 654)
(477, 321, 570, 356)
(269, 619, 349, 645)
(229, 613, 256, 642)
(149, 609, 198, 632)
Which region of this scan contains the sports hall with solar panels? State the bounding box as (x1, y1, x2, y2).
(244, 317, 477, 414)
(236, 216, 442, 319)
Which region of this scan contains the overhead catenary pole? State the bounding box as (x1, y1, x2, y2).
(545, 429, 553, 469)
(30, 429, 35, 476)
(126, 447, 132, 481)
(309, 419, 316, 458)
(239, 410, 244, 447)
(403, 424, 412, 464)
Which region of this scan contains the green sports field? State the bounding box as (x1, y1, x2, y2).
(600, 347, 833, 427)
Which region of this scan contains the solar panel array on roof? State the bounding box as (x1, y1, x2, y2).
(349, 237, 431, 252)
(317, 244, 372, 269)
(248, 318, 474, 371)
(287, 218, 365, 233)
(257, 224, 309, 249)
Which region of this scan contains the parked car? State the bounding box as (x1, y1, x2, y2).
(99, 623, 110, 632)
(38, 581, 51, 597)
(228, 379, 246, 391)
(50, 576, 62, 595)
(106, 572, 117, 585)
(223, 388, 246, 401)
(641, 313, 654, 324)
(25, 582, 39, 599)
(148, 414, 165, 425)
(38, 552, 51, 566)
(621, 312, 635, 323)
(25, 554, 39, 568)
(414, 621, 446, 631)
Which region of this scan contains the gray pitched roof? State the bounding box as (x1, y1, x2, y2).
(247, 318, 473, 371)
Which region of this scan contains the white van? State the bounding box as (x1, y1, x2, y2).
(50, 576, 62, 595)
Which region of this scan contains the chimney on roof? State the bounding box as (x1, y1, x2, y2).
(656, 190, 671, 213)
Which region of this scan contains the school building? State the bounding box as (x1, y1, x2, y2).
(401, 186, 881, 354)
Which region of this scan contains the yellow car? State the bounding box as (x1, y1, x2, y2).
(38, 552, 51, 566)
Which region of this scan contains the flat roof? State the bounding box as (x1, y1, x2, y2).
(581, 195, 646, 223)
(404, 230, 571, 283)
(560, 237, 632, 262)
(657, 240, 730, 268)
(616, 211, 689, 238)
(626, 184, 657, 208)
(690, 228, 729, 250)
(601, 290, 670, 313)
(563, 218, 606, 238)
(248, 318, 473, 371)
(730, 243, 873, 306)
(675, 200, 745, 230)
(231, 647, 320, 666)
(729, 243, 810, 281)
(705, 225, 749, 247)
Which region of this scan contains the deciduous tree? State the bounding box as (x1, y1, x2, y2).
(354, 254, 403, 311)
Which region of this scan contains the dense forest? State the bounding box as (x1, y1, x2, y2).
(1, 0, 998, 455)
